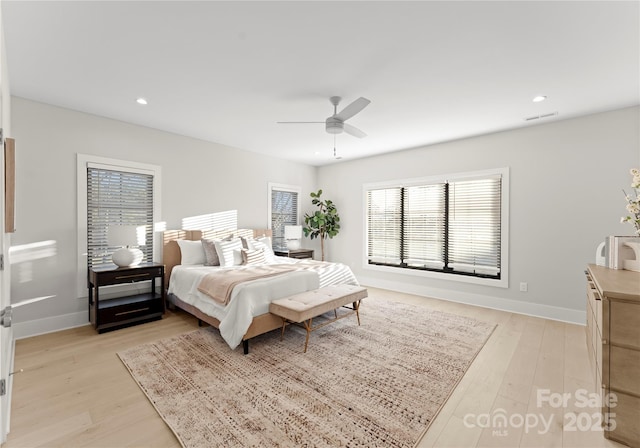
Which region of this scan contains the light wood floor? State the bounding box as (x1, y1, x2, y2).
(3, 287, 625, 448)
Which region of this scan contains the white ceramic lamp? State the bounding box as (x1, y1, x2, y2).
(284, 225, 302, 250)
(108, 225, 144, 267)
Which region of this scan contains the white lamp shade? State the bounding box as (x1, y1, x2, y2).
(107, 225, 142, 247)
(284, 225, 302, 250)
(284, 225, 302, 240)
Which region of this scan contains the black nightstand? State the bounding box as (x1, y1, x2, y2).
(274, 248, 314, 259)
(88, 263, 165, 333)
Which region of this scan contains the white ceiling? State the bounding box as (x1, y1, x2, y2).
(2, 1, 639, 166)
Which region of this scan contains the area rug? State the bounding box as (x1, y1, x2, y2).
(118, 298, 495, 448)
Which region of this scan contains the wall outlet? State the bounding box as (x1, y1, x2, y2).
(519, 282, 528, 292)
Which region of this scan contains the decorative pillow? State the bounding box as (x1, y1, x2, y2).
(253, 237, 276, 263)
(214, 237, 243, 267)
(177, 239, 206, 265)
(233, 248, 244, 266)
(201, 239, 220, 266)
(240, 236, 255, 250)
(241, 248, 266, 265)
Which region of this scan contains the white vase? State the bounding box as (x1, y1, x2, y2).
(623, 242, 640, 272)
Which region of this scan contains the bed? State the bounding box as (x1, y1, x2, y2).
(162, 229, 359, 353)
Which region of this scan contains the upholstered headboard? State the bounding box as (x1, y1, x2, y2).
(162, 228, 272, 289)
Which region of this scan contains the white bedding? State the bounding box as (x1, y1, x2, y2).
(168, 256, 359, 349)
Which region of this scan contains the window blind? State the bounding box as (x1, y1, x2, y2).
(366, 187, 402, 265)
(366, 172, 502, 280)
(271, 189, 299, 249)
(448, 176, 501, 275)
(87, 167, 154, 268)
(402, 183, 446, 269)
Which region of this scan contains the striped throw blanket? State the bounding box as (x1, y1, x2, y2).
(197, 259, 358, 306)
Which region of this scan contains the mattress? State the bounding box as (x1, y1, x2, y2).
(168, 256, 359, 349)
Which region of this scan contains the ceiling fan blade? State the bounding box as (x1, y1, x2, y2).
(344, 123, 367, 138)
(334, 97, 371, 121)
(276, 121, 325, 124)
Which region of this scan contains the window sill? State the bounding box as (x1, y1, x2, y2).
(363, 262, 508, 288)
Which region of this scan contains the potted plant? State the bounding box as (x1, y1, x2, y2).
(303, 189, 340, 261)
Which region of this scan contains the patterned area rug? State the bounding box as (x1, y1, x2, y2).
(118, 298, 495, 448)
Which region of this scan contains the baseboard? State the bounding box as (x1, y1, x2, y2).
(11, 279, 586, 340)
(358, 275, 586, 325)
(12, 311, 90, 340)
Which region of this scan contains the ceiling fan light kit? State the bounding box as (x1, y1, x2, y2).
(278, 95, 371, 138)
(325, 117, 344, 134)
(278, 95, 371, 158)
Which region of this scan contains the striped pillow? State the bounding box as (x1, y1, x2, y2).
(253, 238, 276, 263)
(214, 238, 243, 267)
(241, 248, 266, 265)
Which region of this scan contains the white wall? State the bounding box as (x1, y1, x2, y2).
(9, 99, 640, 336)
(9, 97, 317, 336)
(317, 107, 640, 323)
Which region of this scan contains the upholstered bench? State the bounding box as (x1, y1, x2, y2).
(269, 284, 368, 352)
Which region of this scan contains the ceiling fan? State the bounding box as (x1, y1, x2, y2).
(277, 96, 371, 138)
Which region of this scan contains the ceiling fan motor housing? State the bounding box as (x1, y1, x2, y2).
(325, 117, 344, 134)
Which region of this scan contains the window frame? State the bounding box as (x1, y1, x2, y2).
(363, 167, 509, 288)
(76, 154, 162, 298)
(267, 182, 301, 249)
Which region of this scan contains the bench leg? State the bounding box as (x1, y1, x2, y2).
(280, 318, 287, 341)
(354, 300, 361, 326)
(303, 318, 313, 353)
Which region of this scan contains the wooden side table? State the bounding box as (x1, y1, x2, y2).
(274, 248, 314, 259)
(88, 263, 165, 333)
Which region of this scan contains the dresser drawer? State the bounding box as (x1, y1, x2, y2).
(609, 345, 640, 396)
(595, 326, 602, 381)
(587, 281, 602, 332)
(610, 301, 640, 347)
(95, 267, 162, 286)
(606, 391, 640, 446)
(97, 295, 162, 327)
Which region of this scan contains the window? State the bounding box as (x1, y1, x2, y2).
(365, 168, 508, 285)
(77, 155, 161, 298)
(87, 167, 154, 268)
(268, 183, 300, 249)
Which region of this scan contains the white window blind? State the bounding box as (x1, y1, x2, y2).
(366, 188, 402, 265)
(87, 167, 154, 268)
(271, 188, 299, 249)
(403, 183, 446, 269)
(366, 171, 503, 280)
(448, 177, 502, 275)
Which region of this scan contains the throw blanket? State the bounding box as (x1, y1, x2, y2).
(198, 264, 307, 305)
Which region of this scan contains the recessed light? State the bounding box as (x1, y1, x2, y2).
(533, 95, 547, 103)
(136, 98, 148, 105)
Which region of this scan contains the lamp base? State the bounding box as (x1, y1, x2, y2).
(286, 239, 301, 250)
(112, 247, 143, 267)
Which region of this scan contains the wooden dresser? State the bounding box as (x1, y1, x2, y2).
(585, 264, 640, 447)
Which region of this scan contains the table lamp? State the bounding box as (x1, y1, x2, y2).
(107, 225, 144, 267)
(284, 225, 302, 250)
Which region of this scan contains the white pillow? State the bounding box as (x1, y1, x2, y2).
(241, 248, 266, 265)
(214, 238, 244, 267)
(177, 239, 206, 265)
(253, 237, 276, 263)
(241, 236, 255, 250)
